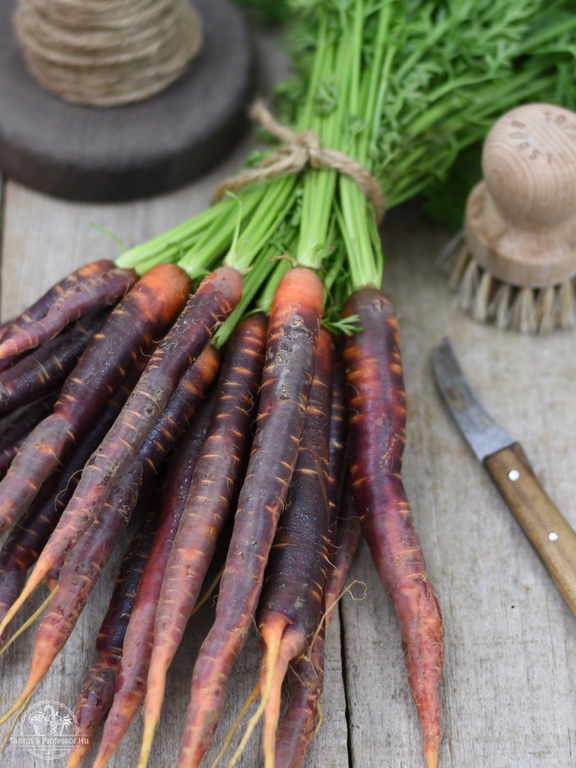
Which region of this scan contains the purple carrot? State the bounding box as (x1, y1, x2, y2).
(29, 266, 240, 583)
(0, 309, 109, 415)
(0, 357, 149, 646)
(0, 342, 220, 724)
(173, 267, 323, 768)
(0, 392, 59, 477)
(34, 344, 221, 597)
(275, 478, 361, 768)
(137, 314, 267, 768)
(253, 327, 333, 768)
(0, 260, 115, 372)
(66, 503, 160, 768)
(343, 288, 443, 768)
(0, 263, 191, 538)
(0, 463, 145, 727)
(93, 390, 216, 768)
(326, 352, 347, 557)
(0, 267, 137, 360)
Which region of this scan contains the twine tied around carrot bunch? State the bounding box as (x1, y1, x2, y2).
(212, 100, 386, 223)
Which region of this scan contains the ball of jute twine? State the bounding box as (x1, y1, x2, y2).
(212, 100, 386, 223)
(14, 0, 203, 107)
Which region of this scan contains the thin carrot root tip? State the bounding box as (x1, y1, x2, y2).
(0, 694, 30, 753)
(137, 716, 159, 768)
(64, 748, 83, 768)
(0, 586, 58, 657)
(226, 625, 283, 768)
(0, 683, 35, 727)
(209, 683, 259, 768)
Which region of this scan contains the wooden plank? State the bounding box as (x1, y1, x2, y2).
(341, 204, 576, 768)
(0, 30, 349, 768)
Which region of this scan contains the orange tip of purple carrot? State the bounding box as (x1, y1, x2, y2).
(425, 744, 439, 768)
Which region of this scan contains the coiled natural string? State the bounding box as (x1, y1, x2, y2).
(212, 100, 386, 223)
(14, 0, 203, 108)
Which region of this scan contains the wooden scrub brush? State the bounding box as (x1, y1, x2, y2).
(443, 103, 576, 333)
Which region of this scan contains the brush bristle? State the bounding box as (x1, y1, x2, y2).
(442, 234, 576, 333)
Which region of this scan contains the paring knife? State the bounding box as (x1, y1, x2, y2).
(433, 336, 576, 617)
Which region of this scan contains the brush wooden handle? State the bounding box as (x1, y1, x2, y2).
(465, 103, 576, 286)
(483, 104, 576, 228)
(485, 442, 576, 618)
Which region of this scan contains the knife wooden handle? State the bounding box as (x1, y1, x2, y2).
(484, 442, 576, 617)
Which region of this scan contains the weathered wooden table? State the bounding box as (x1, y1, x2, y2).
(1, 25, 576, 768)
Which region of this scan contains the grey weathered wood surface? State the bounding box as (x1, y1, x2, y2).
(1, 23, 576, 768)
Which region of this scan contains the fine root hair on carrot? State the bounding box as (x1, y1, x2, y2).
(0, 694, 31, 753)
(227, 627, 283, 768)
(259, 617, 306, 768)
(209, 682, 260, 768)
(313, 702, 323, 737)
(308, 579, 368, 656)
(190, 565, 224, 617)
(0, 586, 59, 657)
(0, 577, 44, 641)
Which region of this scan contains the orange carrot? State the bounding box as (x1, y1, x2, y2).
(175, 267, 323, 768)
(343, 288, 443, 768)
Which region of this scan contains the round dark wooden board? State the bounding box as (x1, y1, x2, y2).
(0, 0, 255, 202)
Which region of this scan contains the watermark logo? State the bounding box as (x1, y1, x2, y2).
(8, 699, 87, 762)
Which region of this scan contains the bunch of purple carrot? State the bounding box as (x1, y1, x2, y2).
(0, 250, 441, 768)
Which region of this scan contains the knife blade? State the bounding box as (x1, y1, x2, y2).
(434, 336, 576, 618)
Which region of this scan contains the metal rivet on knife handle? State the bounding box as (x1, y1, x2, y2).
(484, 442, 576, 618)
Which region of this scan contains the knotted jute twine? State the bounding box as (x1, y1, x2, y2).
(14, 0, 203, 107)
(212, 100, 386, 222)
